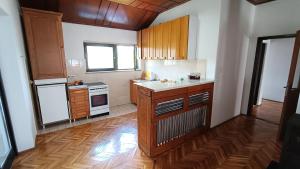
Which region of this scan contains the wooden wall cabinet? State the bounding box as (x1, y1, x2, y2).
(69, 88, 90, 120)
(22, 8, 67, 80)
(140, 16, 190, 60)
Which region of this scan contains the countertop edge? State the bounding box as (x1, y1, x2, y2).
(135, 80, 215, 92)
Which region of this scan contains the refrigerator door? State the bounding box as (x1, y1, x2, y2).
(37, 84, 69, 125)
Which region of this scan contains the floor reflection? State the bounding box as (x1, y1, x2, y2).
(93, 129, 137, 161)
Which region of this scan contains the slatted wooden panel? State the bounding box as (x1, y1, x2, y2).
(19, 0, 190, 30)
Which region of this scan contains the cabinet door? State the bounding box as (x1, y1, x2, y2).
(23, 8, 67, 80)
(141, 28, 149, 60)
(162, 22, 171, 60)
(137, 31, 142, 60)
(155, 24, 163, 60)
(149, 27, 155, 60)
(179, 16, 189, 60)
(170, 18, 181, 60)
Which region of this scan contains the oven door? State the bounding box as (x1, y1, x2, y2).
(89, 91, 109, 111)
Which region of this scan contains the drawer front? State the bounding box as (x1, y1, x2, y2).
(70, 96, 89, 103)
(69, 88, 88, 94)
(71, 104, 90, 110)
(71, 106, 89, 119)
(72, 111, 89, 119)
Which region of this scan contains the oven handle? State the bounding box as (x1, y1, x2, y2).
(89, 91, 109, 95)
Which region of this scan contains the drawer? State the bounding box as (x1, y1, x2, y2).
(71, 104, 89, 110)
(72, 111, 89, 119)
(69, 89, 88, 95)
(70, 96, 89, 103)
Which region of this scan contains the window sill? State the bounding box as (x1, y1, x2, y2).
(86, 69, 142, 74)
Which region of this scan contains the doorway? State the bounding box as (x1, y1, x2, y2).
(248, 32, 300, 140)
(247, 35, 296, 123)
(250, 37, 296, 124)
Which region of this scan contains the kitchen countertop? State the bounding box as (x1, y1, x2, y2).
(135, 79, 215, 92)
(68, 85, 88, 90)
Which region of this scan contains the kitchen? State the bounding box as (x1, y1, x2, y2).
(1, 0, 294, 168)
(21, 7, 211, 134)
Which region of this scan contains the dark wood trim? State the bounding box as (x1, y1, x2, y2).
(247, 34, 296, 116)
(278, 31, 300, 140)
(0, 73, 17, 169)
(247, 0, 276, 5)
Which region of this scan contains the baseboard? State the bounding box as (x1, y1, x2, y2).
(262, 99, 283, 103)
(210, 114, 242, 129)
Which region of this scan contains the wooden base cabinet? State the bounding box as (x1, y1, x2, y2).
(22, 8, 67, 80)
(69, 88, 90, 121)
(137, 83, 214, 157)
(130, 80, 138, 104)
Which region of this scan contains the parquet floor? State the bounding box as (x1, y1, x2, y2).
(13, 113, 281, 169)
(252, 100, 283, 124)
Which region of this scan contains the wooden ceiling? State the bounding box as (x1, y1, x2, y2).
(247, 0, 275, 5)
(19, 0, 190, 31)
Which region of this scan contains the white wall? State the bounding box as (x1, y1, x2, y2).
(211, 0, 255, 126)
(0, 0, 37, 152)
(145, 60, 207, 81)
(151, 0, 221, 80)
(150, 0, 255, 127)
(62, 23, 142, 107)
(241, 0, 300, 115)
(258, 38, 294, 103)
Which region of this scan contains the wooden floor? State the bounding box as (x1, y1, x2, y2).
(13, 113, 281, 169)
(252, 100, 283, 124)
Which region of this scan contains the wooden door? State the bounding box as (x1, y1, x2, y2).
(179, 16, 189, 60)
(141, 28, 149, 60)
(22, 8, 67, 80)
(279, 31, 300, 140)
(162, 21, 171, 60)
(170, 18, 181, 60)
(155, 24, 163, 60)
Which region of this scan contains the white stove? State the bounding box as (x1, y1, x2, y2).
(87, 82, 109, 116)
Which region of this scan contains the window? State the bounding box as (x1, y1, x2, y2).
(84, 43, 140, 72)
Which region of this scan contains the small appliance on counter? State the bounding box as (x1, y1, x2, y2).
(188, 73, 201, 80)
(87, 82, 109, 117)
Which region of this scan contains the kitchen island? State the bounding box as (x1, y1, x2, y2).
(136, 80, 214, 157)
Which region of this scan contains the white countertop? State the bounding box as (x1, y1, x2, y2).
(135, 79, 215, 92)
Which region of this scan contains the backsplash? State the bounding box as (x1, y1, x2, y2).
(62, 22, 141, 107)
(145, 60, 207, 81)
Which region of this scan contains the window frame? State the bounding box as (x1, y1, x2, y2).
(84, 42, 139, 72)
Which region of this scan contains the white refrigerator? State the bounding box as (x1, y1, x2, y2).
(35, 78, 69, 128)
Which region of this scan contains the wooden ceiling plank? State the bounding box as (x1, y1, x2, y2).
(19, 0, 191, 30)
(103, 2, 119, 26)
(129, 0, 143, 7)
(95, 0, 111, 25)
